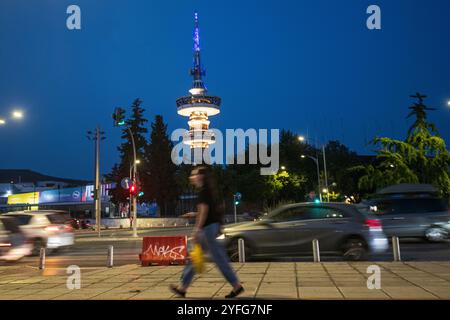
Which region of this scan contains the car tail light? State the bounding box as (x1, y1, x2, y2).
(364, 218, 382, 231)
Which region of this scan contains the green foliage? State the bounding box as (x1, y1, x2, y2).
(355, 93, 450, 199)
(107, 98, 149, 204)
(143, 115, 179, 216)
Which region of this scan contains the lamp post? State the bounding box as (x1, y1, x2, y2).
(298, 135, 329, 202)
(301, 155, 322, 202)
(112, 107, 138, 238)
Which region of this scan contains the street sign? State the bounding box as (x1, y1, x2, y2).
(121, 177, 132, 190)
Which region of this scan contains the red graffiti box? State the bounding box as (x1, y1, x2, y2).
(139, 236, 188, 266)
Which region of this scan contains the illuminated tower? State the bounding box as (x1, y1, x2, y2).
(176, 12, 221, 149)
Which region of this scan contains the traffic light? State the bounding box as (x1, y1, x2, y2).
(138, 191, 144, 197)
(112, 107, 126, 127)
(234, 192, 242, 206)
(130, 184, 137, 195)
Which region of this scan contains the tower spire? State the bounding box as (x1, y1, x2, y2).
(176, 11, 221, 151)
(190, 11, 206, 96)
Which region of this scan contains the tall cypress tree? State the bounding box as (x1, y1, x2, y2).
(143, 115, 178, 216)
(107, 98, 149, 204)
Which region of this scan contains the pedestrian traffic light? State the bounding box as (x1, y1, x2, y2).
(130, 184, 137, 195)
(138, 191, 144, 197)
(112, 107, 126, 127)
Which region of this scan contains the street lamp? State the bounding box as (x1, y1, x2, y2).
(298, 135, 329, 202)
(281, 166, 286, 171)
(447, 100, 450, 107)
(301, 154, 322, 202)
(12, 111, 23, 119)
(0, 119, 5, 125)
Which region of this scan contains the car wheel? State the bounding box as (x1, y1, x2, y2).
(227, 239, 251, 262)
(342, 238, 367, 261)
(31, 239, 46, 256)
(425, 227, 448, 242)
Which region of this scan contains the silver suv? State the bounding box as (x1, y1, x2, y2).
(359, 197, 449, 242)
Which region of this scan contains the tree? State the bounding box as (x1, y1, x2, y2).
(143, 115, 179, 216)
(356, 93, 450, 199)
(107, 98, 148, 204)
(324, 140, 361, 199)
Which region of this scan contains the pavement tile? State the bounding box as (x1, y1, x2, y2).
(298, 287, 343, 300)
(382, 286, 439, 299)
(339, 287, 390, 299)
(422, 287, 450, 299)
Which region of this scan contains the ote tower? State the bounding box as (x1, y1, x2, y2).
(176, 12, 221, 152)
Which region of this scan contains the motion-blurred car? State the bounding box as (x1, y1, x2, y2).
(359, 197, 450, 242)
(4, 210, 74, 255)
(0, 216, 32, 261)
(218, 202, 388, 261)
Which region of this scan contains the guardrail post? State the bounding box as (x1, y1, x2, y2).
(392, 236, 401, 262)
(39, 247, 46, 270)
(238, 238, 246, 263)
(107, 245, 114, 268)
(312, 239, 320, 263)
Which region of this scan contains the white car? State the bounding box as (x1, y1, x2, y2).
(0, 216, 32, 261)
(4, 210, 74, 255)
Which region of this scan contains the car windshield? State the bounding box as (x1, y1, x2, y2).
(0, 218, 22, 233)
(46, 212, 71, 224)
(6, 215, 32, 225)
(261, 205, 291, 221)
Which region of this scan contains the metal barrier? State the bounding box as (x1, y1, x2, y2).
(39, 247, 46, 270)
(238, 238, 246, 263)
(107, 245, 114, 268)
(312, 239, 321, 263)
(392, 236, 401, 261)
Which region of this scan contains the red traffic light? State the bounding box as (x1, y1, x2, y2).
(130, 184, 137, 194)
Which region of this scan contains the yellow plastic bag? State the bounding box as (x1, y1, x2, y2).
(190, 244, 205, 273)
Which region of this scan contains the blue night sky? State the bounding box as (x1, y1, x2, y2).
(0, 0, 449, 180)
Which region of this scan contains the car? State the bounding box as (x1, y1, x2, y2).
(218, 202, 388, 261)
(3, 210, 75, 255)
(0, 216, 32, 261)
(359, 196, 450, 242)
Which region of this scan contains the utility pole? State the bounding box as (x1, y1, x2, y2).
(129, 127, 138, 238)
(87, 127, 105, 237)
(322, 145, 329, 202)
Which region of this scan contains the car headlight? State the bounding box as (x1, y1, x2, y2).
(216, 234, 225, 240)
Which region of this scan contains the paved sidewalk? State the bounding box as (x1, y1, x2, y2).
(1, 262, 450, 300)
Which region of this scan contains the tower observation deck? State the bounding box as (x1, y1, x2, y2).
(176, 12, 221, 149)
